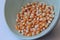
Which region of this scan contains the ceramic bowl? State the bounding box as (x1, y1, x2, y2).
(5, 0, 60, 39)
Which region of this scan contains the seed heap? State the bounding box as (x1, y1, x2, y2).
(15, 2, 55, 36)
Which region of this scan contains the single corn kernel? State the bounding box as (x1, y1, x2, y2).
(36, 30, 40, 34)
(15, 25, 19, 30)
(27, 32, 32, 36)
(42, 27, 45, 30)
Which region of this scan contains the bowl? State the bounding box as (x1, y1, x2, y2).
(5, 0, 60, 40)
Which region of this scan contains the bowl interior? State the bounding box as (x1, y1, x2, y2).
(5, 0, 59, 39)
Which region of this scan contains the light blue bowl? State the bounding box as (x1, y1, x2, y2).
(5, 0, 60, 40)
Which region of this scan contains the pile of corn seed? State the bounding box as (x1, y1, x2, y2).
(15, 2, 55, 36)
